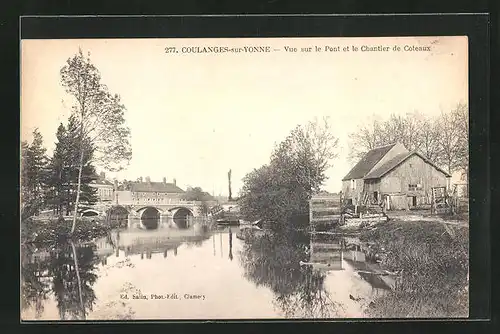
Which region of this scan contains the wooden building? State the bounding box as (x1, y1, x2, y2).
(308, 193, 343, 229)
(341, 143, 451, 210)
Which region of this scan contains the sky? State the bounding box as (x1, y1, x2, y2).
(21, 36, 468, 195)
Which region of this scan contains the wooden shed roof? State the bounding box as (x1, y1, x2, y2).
(363, 151, 451, 179)
(342, 143, 397, 181)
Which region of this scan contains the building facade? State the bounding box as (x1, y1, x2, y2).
(89, 172, 114, 202)
(342, 143, 451, 210)
(122, 177, 185, 205)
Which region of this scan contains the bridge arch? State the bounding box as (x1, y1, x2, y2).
(135, 206, 164, 215)
(169, 207, 193, 229)
(138, 206, 161, 230)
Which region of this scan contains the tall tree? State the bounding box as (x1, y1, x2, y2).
(45, 117, 98, 216)
(418, 117, 442, 163)
(435, 104, 469, 175)
(60, 49, 132, 233)
(44, 124, 68, 215)
(239, 117, 339, 228)
(347, 105, 469, 176)
(228, 169, 232, 201)
(21, 141, 31, 210)
(21, 129, 48, 215)
(65, 115, 99, 211)
(450, 103, 469, 179)
(347, 117, 385, 162)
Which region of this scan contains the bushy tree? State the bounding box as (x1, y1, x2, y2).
(182, 187, 213, 217)
(239, 117, 339, 228)
(182, 186, 211, 201)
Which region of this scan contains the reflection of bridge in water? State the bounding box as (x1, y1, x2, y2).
(81, 202, 210, 230)
(94, 226, 212, 261)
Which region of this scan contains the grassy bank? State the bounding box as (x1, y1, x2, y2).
(21, 216, 111, 245)
(359, 219, 469, 318)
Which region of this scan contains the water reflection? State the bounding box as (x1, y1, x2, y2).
(22, 222, 397, 320)
(239, 229, 339, 318)
(21, 245, 52, 319)
(21, 225, 212, 320)
(21, 241, 100, 320)
(228, 228, 233, 261)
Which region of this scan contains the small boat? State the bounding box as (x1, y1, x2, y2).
(216, 218, 240, 226)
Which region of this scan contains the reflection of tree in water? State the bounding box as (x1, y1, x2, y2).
(50, 242, 99, 320)
(21, 245, 52, 319)
(21, 241, 100, 320)
(239, 229, 339, 318)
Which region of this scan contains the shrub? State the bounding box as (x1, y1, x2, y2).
(361, 221, 469, 317)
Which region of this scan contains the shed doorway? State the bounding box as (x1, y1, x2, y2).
(408, 195, 417, 208)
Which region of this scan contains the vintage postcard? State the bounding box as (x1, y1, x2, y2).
(20, 36, 469, 320)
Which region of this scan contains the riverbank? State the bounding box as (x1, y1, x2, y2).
(21, 216, 111, 245)
(356, 218, 469, 318)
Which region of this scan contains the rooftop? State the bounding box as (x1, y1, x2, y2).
(130, 181, 185, 193)
(90, 179, 114, 186)
(342, 143, 397, 181)
(364, 151, 451, 179)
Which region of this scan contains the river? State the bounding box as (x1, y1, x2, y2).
(21, 224, 394, 320)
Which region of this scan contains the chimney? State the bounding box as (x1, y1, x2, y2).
(145, 176, 151, 183)
(100, 171, 105, 180)
(173, 178, 177, 186)
(163, 177, 166, 184)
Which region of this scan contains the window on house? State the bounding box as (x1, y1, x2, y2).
(408, 184, 422, 191)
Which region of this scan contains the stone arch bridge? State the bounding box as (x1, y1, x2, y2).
(81, 202, 206, 230)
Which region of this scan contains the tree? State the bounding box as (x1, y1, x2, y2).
(228, 169, 232, 201)
(182, 186, 213, 216)
(348, 111, 431, 164)
(435, 104, 469, 175)
(418, 117, 442, 163)
(21, 129, 48, 215)
(60, 49, 132, 234)
(450, 103, 469, 178)
(21, 141, 30, 209)
(45, 117, 98, 216)
(239, 117, 339, 228)
(347, 117, 385, 163)
(347, 105, 469, 176)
